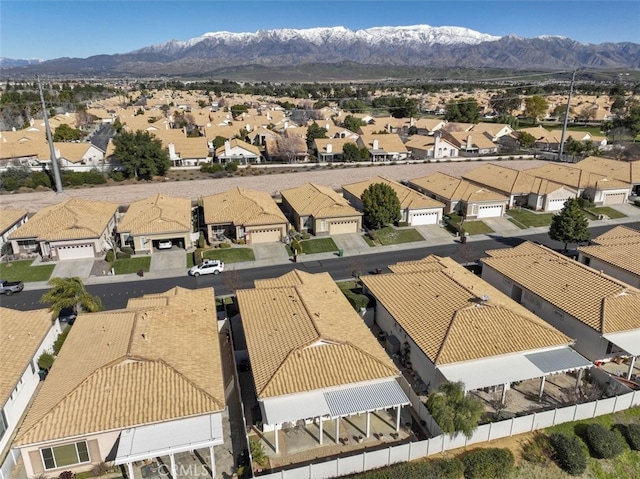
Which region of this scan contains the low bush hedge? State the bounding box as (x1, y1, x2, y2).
(120, 246, 135, 255)
(585, 423, 625, 458)
(550, 433, 587, 476)
(624, 423, 640, 450)
(343, 457, 464, 479)
(116, 251, 131, 259)
(105, 250, 115, 263)
(460, 448, 514, 479)
(219, 243, 232, 249)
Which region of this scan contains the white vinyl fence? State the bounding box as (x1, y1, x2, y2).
(0, 449, 20, 479)
(257, 390, 640, 479)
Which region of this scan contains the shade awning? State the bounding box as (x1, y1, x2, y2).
(525, 348, 593, 373)
(604, 330, 640, 356)
(261, 391, 330, 426)
(114, 413, 224, 465)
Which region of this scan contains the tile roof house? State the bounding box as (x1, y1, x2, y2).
(342, 176, 445, 226)
(280, 183, 363, 236)
(236, 270, 409, 452)
(462, 163, 537, 207)
(0, 208, 29, 254)
(313, 138, 358, 162)
(481, 241, 640, 378)
(575, 156, 640, 196)
(202, 188, 289, 244)
(442, 131, 499, 155)
(577, 226, 640, 288)
(0, 309, 62, 458)
(214, 139, 262, 164)
(8, 198, 118, 261)
(117, 194, 194, 254)
(356, 134, 409, 162)
(404, 133, 459, 160)
(361, 255, 590, 400)
(14, 287, 226, 479)
(407, 172, 509, 219)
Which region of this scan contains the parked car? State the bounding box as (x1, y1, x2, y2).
(157, 240, 173, 250)
(57, 307, 77, 325)
(188, 259, 224, 276)
(0, 279, 24, 295)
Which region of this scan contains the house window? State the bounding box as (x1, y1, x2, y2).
(0, 409, 8, 441)
(41, 442, 90, 470)
(553, 309, 564, 319)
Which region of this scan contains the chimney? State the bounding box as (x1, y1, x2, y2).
(466, 135, 473, 148)
(224, 140, 231, 156)
(434, 131, 441, 158)
(326, 143, 333, 153)
(325, 123, 330, 130)
(373, 138, 379, 150)
(168, 143, 176, 158)
(284, 120, 289, 129)
(410, 117, 415, 127)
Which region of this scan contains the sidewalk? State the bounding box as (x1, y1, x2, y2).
(21, 208, 640, 292)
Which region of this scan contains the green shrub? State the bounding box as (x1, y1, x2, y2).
(116, 251, 131, 259)
(396, 221, 409, 227)
(198, 232, 205, 249)
(301, 233, 311, 240)
(550, 433, 587, 476)
(585, 423, 625, 458)
(224, 161, 239, 172)
(53, 329, 70, 355)
(522, 432, 553, 465)
(120, 246, 134, 255)
(249, 439, 268, 468)
(38, 352, 55, 371)
(624, 423, 640, 450)
(105, 250, 115, 263)
(219, 242, 232, 249)
(194, 249, 203, 265)
(460, 448, 514, 479)
(342, 457, 464, 479)
(201, 163, 224, 174)
(109, 171, 125, 182)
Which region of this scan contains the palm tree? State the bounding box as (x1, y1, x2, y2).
(40, 277, 103, 318)
(426, 381, 484, 438)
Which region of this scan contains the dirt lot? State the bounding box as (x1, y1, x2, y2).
(0, 159, 548, 212)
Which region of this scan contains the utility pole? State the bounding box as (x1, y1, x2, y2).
(557, 70, 577, 162)
(37, 76, 63, 193)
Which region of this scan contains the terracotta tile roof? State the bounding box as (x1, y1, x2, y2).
(314, 138, 358, 154)
(409, 172, 509, 203)
(202, 187, 287, 226)
(590, 226, 640, 246)
(118, 194, 192, 235)
(575, 156, 640, 184)
(237, 271, 399, 398)
(577, 227, 640, 278)
(0, 208, 28, 234)
(482, 241, 640, 334)
(215, 138, 261, 157)
(280, 183, 362, 219)
(462, 163, 537, 195)
(16, 288, 224, 445)
(530, 177, 577, 196)
(363, 256, 570, 365)
(445, 131, 497, 149)
(0, 308, 53, 405)
(525, 164, 593, 190)
(359, 134, 408, 153)
(55, 142, 101, 163)
(342, 176, 444, 209)
(253, 269, 315, 289)
(8, 198, 118, 241)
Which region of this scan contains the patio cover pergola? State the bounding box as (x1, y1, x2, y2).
(603, 330, 640, 379)
(438, 347, 592, 402)
(114, 413, 224, 478)
(260, 380, 410, 453)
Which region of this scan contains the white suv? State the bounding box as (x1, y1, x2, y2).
(189, 259, 225, 276)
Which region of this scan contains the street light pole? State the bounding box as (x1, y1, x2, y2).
(37, 76, 63, 193)
(558, 70, 577, 162)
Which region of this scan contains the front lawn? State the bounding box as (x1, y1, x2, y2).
(112, 257, 151, 275)
(0, 259, 55, 282)
(299, 237, 338, 254)
(459, 220, 494, 235)
(203, 247, 255, 263)
(337, 280, 372, 311)
(587, 206, 627, 219)
(375, 227, 424, 245)
(506, 208, 555, 228)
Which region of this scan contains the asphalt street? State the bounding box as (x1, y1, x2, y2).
(4, 222, 637, 312)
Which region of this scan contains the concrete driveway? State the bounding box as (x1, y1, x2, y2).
(332, 233, 370, 255)
(252, 242, 290, 262)
(149, 248, 187, 272)
(51, 258, 95, 279)
(481, 217, 523, 235)
(415, 225, 455, 244)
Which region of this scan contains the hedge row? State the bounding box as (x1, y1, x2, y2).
(585, 423, 625, 459)
(550, 433, 587, 476)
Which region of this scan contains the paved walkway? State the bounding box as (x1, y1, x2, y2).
(21, 204, 640, 292)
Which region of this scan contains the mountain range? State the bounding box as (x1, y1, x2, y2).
(2, 25, 639, 79)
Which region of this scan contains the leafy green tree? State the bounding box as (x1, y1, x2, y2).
(341, 99, 369, 114)
(230, 103, 248, 119)
(548, 198, 590, 251)
(489, 93, 521, 116)
(362, 183, 401, 230)
(38, 352, 55, 371)
(444, 98, 480, 123)
(306, 122, 327, 149)
(342, 142, 361, 162)
(426, 382, 484, 438)
(40, 277, 103, 318)
(342, 114, 367, 133)
(518, 131, 537, 148)
(113, 130, 170, 180)
(53, 123, 83, 141)
(212, 135, 228, 149)
(524, 96, 549, 124)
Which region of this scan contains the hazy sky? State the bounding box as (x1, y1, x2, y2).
(1, 0, 639, 60)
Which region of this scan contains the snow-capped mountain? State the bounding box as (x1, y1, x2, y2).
(2, 25, 638, 77)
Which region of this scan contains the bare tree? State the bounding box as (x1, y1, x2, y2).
(455, 243, 479, 266)
(222, 268, 242, 295)
(275, 133, 304, 163)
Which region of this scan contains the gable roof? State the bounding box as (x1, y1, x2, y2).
(462, 163, 537, 195)
(16, 288, 224, 445)
(0, 208, 28, 234)
(237, 271, 398, 398)
(525, 164, 593, 190)
(118, 194, 192, 235)
(342, 176, 444, 209)
(577, 227, 640, 278)
(409, 172, 509, 203)
(0, 308, 53, 405)
(215, 138, 261, 157)
(8, 198, 118, 241)
(575, 156, 640, 185)
(482, 242, 640, 334)
(362, 256, 570, 365)
(314, 138, 358, 155)
(280, 183, 362, 219)
(589, 226, 640, 246)
(202, 187, 287, 226)
(358, 134, 408, 153)
(444, 131, 497, 149)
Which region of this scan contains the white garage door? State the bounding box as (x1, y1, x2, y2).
(249, 228, 281, 244)
(329, 220, 359, 235)
(410, 211, 439, 226)
(477, 205, 503, 219)
(603, 193, 626, 205)
(57, 244, 94, 260)
(547, 199, 569, 211)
